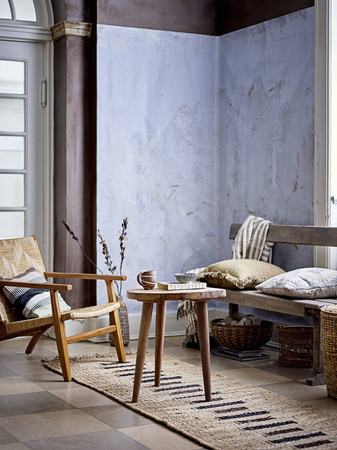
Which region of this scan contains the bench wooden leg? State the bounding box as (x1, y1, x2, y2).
(229, 303, 239, 316)
(306, 312, 326, 386)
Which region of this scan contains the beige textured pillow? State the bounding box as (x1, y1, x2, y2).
(196, 259, 285, 289)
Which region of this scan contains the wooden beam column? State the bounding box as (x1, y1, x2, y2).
(51, 3, 97, 308)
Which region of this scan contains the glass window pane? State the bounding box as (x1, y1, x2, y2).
(0, 0, 12, 19)
(0, 211, 24, 239)
(0, 174, 24, 207)
(0, 136, 24, 169)
(0, 98, 24, 132)
(12, 0, 36, 22)
(0, 61, 25, 94)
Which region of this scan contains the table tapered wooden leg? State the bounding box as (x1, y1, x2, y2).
(155, 300, 167, 386)
(196, 300, 212, 401)
(132, 302, 154, 402)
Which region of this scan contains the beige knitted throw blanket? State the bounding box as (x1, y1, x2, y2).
(232, 215, 273, 262)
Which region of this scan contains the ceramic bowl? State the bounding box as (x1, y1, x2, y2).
(174, 273, 196, 283)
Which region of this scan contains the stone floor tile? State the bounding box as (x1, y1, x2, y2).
(82, 404, 154, 428)
(24, 429, 150, 450)
(159, 345, 204, 360)
(0, 426, 18, 445)
(0, 443, 29, 449)
(249, 360, 314, 380)
(24, 371, 77, 391)
(0, 377, 44, 396)
(164, 336, 185, 346)
(181, 354, 247, 371)
(0, 410, 110, 442)
(2, 359, 54, 377)
(118, 424, 204, 450)
(50, 385, 114, 408)
(219, 366, 291, 385)
(0, 366, 18, 378)
(306, 396, 337, 414)
(0, 391, 74, 417)
(66, 342, 118, 358)
(261, 380, 330, 402)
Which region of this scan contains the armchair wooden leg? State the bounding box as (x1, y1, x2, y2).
(25, 326, 52, 354)
(54, 319, 71, 381)
(105, 279, 126, 363)
(50, 289, 71, 381)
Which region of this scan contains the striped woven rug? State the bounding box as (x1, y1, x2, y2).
(43, 353, 337, 449)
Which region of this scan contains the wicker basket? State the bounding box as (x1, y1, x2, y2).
(277, 326, 313, 368)
(210, 318, 274, 350)
(321, 305, 337, 399)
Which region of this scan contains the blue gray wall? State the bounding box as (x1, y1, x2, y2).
(97, 26, 217, 311)
(96, 8, 315, 320)
(218, 8, 315, 272)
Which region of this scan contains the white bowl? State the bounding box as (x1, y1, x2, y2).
(174, 273, 196, 283)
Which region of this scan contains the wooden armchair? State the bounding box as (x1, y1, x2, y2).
(0, 236, 126, 381)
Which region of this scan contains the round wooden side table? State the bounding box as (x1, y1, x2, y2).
(127, 286, 226, 402)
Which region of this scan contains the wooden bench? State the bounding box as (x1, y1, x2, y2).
(220, 223, 337, 386)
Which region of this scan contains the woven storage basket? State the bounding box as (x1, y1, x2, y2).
(210, 318, 273, 350)
(277, 326, 313, 368)
(321, 305, 337, 399)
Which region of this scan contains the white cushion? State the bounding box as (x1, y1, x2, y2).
(256, 267, 337, 299)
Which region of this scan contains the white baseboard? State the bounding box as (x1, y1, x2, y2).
(44, 308, 222, 343)
(45, 306, 279, 349)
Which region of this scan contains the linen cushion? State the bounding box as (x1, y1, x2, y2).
(0, 268, 71, 319)
(196, 259, 284, 289)
(255, 267, 337, 299)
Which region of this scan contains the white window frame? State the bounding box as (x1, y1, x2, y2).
(0, 2, 54, 270)
(314, 0, 331, 268)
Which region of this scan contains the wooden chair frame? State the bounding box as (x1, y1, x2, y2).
(0, 236, 126, 381)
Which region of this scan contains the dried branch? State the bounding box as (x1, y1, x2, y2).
(62, 220, 103, 274)
(62, 218, 128, 297)
(97, 230, 119, 292)
(119, 217, 128, 277)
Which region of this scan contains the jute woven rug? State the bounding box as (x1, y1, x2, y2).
(43, 352, 337, 449)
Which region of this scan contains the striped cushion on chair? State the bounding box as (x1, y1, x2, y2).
(0, 268, 71, 319)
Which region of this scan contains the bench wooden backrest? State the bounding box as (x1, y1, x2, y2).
(229, 224, 337, 247)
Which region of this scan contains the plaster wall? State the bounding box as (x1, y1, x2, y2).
(218, 8, 315, 270)
(96, 8, 315, 325)
(216, 8, 315, 322)
(97, 26, 217, 314)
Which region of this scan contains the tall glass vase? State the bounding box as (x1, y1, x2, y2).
(110, 295, 130, 347)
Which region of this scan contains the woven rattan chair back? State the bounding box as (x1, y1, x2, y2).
(0, 236, 45, 278)
(0, 236, 45, 324)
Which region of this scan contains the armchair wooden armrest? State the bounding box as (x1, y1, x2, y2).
(0, 280, 72, 291)
(0, 235, 127, 382)
(44, 272, 127, 282)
